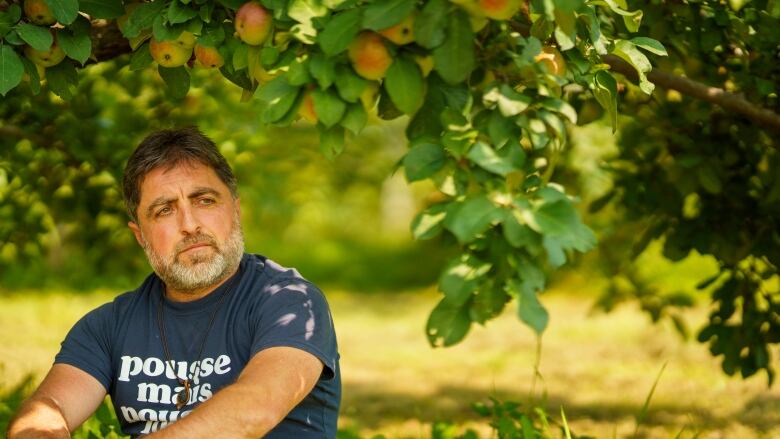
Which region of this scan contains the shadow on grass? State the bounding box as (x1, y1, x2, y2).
(341, 381, 777, 435)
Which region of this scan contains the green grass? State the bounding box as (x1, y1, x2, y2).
(2, 279, 779, 438)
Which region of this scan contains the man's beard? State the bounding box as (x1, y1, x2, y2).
(140, 212, 245, 294)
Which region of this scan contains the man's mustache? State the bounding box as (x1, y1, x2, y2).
(175, 234, 217, 255)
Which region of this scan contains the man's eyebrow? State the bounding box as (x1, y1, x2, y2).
(145, 196, 177, 219)
(188, 187, 221, 199)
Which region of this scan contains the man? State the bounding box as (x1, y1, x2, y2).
(7, 127, 341, 438)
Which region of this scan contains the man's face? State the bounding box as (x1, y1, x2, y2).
(128, 160, 244, 294)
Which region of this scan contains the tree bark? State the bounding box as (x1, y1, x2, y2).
(603, 54, 780, 134)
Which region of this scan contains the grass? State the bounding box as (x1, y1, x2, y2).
(1, 276, 779, 438)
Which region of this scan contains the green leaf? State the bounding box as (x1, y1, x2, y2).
(527, 199, 578, 236)
(318, 124, 345, 160)
(385, 57, 424, 114)
(510, 279, 549, 335)
(444, 195, 504, 243)
(318, 9, 362, 57)
(334, 65, 368, 102)
(129, 42, 153, 71)
(466, 141, 524, 176)
(78, 0, 124, 19)
(433, 10, 474, 85)
(503, 210, 540, 249)
(0, 44, 24, 96)
(256, 76, 300, 123)
(697, 164, 722, 194)
(377, 85, 403, 120)
(286, 57, 311, 86)
(470, 280, 509, 324)
(362, 0, 416, 31)
(483, 85, 532, 116)
(0, 5, 22, 39)
(403, 141, 446, 182)
(593, 70, 617, 132)
(15, 23, 53, 52)
(309, 53, 335, 89)
(123, 1, 166, 38)
(158, 65, 190, 99)
(540, 97, 577, 123)
(232, 43, 248, 70)
(590, 0, 642, 32)
(411, 202, 449, 240)
(630, 37, 668, 56)
(152, 15, 187, 41)
(19, 56, 41, 95)
(612, 39, 653, 94)
(439, 253, 492, 306)
(288, 0, 328, 43)
(426, 296, 472, 347)
(340, 103, 367, 134)
(168, 0, 199, 24)
(45, 0, 79, 25)
(553, 9, 576, 51)
(57, 19, 92, 65)
(555, 0, 584, 12)
(46, 60, 78, 99)
(312, 88, 347, 128)
(414, 0, 447, 49)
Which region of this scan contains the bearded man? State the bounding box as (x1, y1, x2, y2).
(7, 127, 341, 438)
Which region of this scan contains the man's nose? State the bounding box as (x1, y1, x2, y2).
(178, 204, 201, 235)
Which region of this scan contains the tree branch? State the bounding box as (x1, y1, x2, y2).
(603, 54, 780, 134)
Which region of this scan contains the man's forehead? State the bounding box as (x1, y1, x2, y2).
(138, 161, 227, 203)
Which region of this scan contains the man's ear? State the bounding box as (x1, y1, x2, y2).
(235, 197, 241, 216)
(128, 221, 143, 246)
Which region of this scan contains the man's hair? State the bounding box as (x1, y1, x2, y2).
(122, 127, 238, 222)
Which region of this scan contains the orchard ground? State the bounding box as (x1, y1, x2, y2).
(2, 248, 779, 439)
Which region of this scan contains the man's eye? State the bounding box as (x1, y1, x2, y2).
(198, 198, 215, 205)
(156, 206, 172, 216)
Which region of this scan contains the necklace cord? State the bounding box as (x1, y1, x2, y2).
(156, 269, 241, 407)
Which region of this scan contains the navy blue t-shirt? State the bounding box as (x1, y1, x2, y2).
(55, 254, 340, 438)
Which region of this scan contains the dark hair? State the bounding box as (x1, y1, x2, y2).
(122, 127, 238, 222)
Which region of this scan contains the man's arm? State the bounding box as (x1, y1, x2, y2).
(6, 364, 107, 439)
(148, 346, 324, 438)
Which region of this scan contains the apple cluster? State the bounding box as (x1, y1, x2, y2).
(20, 0, 65, 70)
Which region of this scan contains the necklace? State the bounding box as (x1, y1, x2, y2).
(156, 270, 241, 410)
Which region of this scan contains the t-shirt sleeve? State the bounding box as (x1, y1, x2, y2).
(249, 281, 338, 380)
(54, 303, 114, 390)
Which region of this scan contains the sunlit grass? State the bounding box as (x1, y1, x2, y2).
(1, 265, 778, 438)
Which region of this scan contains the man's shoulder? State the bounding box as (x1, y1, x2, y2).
(243, 253, 324, 298)
(87, 273, 158, 318)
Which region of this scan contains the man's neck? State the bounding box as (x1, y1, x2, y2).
(164, 265, 240, 303)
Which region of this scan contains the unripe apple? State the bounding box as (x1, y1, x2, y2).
(24, 0, 56, 26)
(150, 38, 193, 68)
(379, 13, 416, 45)
(348, 32, 392, 80)
(24, 35, 65, 67)
(298, 89, 318, 123)
(478, 0, 522, 20)
(534, 46, 565, 75)
(194, 44, 224, 68)
(175, 31, 196, 49)
(235, 2, 273, 46)
(360, 81, 380, 111)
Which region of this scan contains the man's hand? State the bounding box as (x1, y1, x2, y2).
(6, 364, 107, 439)
(147, 346, 324, 438)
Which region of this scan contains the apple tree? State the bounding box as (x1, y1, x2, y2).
(1, 0, 779, 383)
